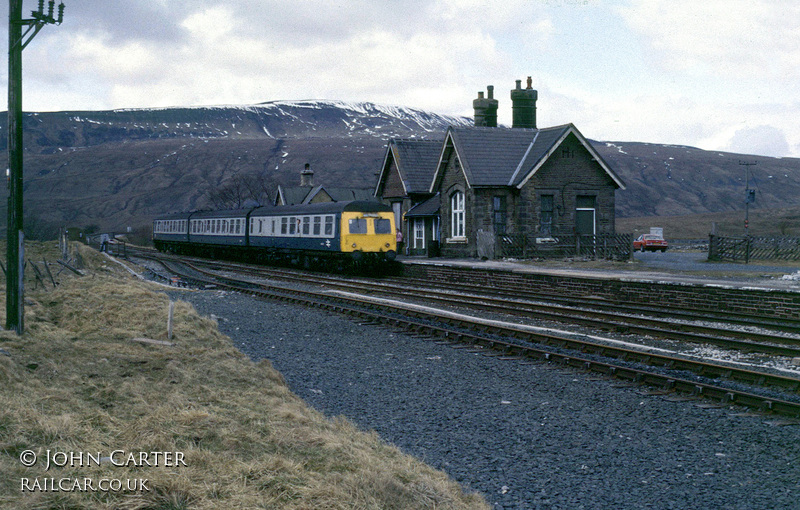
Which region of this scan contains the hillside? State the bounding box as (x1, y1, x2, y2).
(1, 100, 799, 237)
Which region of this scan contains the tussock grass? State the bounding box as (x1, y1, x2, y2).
(0, 242, 488, 509)
(618, 205, 800, 238)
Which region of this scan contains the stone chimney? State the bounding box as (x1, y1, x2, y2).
(510, 76, 537, 129)
(473, 85, 498, 127)
(300, 163, 314, 187)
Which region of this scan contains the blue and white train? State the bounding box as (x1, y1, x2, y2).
(153, 200, 397, 270)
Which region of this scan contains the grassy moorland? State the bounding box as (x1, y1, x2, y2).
(0, 242, 488, 510)
(617, 205, 800, 239)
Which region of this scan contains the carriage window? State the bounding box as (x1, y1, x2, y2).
(289, 217, 297, 235)
(349, 218, 368, 234)
(281, 217, 288, 235)
(313, 216, 321, 236)
(271, 219, 276, 234)
(302, 217, 310, 235)
(374, 218, 391, 234)
(258, 219, 263, 234)
(324, 216, 334, 236)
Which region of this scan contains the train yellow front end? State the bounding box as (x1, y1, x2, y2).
(340, 209, 397, 262)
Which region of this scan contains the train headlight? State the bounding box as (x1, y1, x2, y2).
(385, 243, 390, 248)
(352, 243, 357, 248)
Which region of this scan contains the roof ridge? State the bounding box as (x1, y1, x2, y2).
(507, 131, 540, 186)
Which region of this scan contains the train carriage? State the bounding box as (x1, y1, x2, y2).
(153, 200, 397, 271)
(189, 208, 249, 245)
(152, 211, 192, 252)
(249, 201, 397, 266)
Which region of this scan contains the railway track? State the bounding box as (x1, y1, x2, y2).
(148, 254, 800, 358)
(131, 250, 800, 418)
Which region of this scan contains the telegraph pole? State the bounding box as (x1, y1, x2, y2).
(7, 0, 64, 334)
(739, 160, 756, 236)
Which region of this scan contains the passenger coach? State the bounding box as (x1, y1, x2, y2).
(153, 200, 397, 270)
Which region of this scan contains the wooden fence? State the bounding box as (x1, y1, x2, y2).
(708, 234, 800, 263)
(497, 233, 633, 261)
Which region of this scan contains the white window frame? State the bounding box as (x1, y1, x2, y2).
(413, 218, 425, 249)
(450, 191, 465, 240)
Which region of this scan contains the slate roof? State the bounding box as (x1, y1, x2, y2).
(433, 124, 625, 191)
(304, 186, 375, 204)
(376, 138, 444, 196)
(405, 193, 440, 218)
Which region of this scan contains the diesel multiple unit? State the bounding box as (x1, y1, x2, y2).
(153, 201, 397, 269)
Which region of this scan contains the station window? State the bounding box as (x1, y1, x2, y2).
(493, 196, 507, 235)
(540, 195, 554, 235)
(413, 218, 425, 249)
(451, 191, 465, 238)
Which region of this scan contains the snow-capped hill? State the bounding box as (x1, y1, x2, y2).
(9, 100, 471, 152)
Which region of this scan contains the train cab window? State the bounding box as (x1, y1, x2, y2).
(349, 218, 368, 234)
(313, 216, 321, 236)
(374, 218, 391, 234)
(324, 216, 334, 236)
(302, 217, 310, 235)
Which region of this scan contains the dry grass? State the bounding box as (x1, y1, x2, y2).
(617, 205, 800, 239)
(0, 242, 489, 509)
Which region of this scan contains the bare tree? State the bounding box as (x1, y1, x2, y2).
(205, 173, 278, 209)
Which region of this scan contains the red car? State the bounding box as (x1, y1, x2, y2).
(633, 234, 668, 252)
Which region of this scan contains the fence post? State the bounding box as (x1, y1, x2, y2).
(708, 234, 716, 261)
(745, 236, 751, 264)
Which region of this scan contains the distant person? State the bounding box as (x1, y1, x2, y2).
(396, 228, 404, 255)
(100, 233, 110, 253)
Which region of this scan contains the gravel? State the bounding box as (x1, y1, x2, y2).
(172, 288, 800, 510)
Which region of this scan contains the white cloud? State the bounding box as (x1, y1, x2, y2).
(726, 125, 790, 157)
(618, 0, 800, 82)
(5, 1, 800, 157)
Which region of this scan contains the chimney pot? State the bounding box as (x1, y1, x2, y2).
(511, 77, 538, 129)
(301, 163, 314, 186)
(473, 85, 498, 127)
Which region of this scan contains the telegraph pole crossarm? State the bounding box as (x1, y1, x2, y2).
(6, 0, 65, 334)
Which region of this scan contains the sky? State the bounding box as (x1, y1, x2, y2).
(4, 0, 800, 158)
